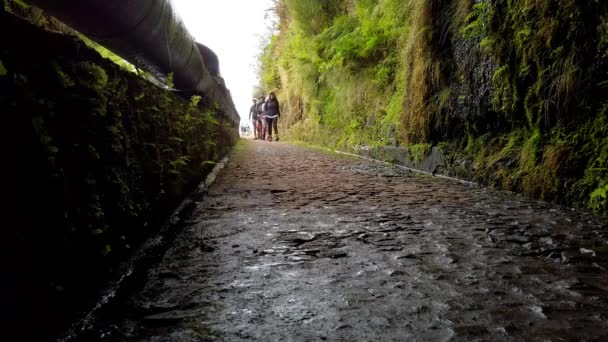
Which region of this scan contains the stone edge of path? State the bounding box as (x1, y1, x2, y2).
(334, 149, 478, 187)
(287, 140, 477, 187)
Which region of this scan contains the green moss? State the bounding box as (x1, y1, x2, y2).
(75, 61, 108, 89)
(410, 143, 431, 163)
(51, 61, 75, 87)
(460, 2, 492, 39)
(75, 32, 137, 73)
(488, 130, 523, 165)
(491, 65, 518, 116)
(465, 133, 475, 152)
(590, 183, 608, 212)
(0, 59, 7, 76)
(520, 128, 542, 170)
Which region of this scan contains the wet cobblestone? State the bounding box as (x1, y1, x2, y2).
(93, 140, 608, 341)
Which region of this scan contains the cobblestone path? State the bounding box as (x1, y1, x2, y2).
(90, 140, 608, 341)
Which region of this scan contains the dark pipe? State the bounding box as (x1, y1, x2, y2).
(26, 0, 239, 124)
(197, 42, 220, 78)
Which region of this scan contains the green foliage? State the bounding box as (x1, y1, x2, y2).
(284, 0, 346, 35)
(190, 95, 202, 107)
(492, 65, 517, 117)
(520, 128, 542, 171)
(258, 0, 409, 149)
(460, 2, 492, 39)
(590, 183, 608, 212)
(258, 34, 281, 92)
(410, 143, 432, 163)
(75, 32, 138, 73)
(0, 59, 7, 76)
(165, 72, 175, 89)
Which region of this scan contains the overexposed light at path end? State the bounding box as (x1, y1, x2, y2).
(172, 0, 275, 124)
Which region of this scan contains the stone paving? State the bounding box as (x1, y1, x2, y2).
(88, 140, 608, 341)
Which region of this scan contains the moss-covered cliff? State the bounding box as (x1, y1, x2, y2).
(1, 8, 238, 339)
(259, 0, 608, 214)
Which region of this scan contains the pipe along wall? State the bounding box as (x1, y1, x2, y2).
(27, 0, 240, 125)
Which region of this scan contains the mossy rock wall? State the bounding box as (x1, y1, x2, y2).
(440, 0, 608, 214)
(1, 12, 238, 339)
(260, 0, 608, 214)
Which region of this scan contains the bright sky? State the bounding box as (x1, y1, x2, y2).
(172, 0, 275, 124)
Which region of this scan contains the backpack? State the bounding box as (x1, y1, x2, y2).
(265, 98, 278, 116)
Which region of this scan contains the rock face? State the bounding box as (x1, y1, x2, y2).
(0, 11, 238, 341)
(265, 0, 608, 214)
(448, 0, 495, 125)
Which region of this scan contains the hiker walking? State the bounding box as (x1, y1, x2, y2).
(249, 98, 259, 139)
(264, 91, 280, 142)
(257, 95, 266, 141)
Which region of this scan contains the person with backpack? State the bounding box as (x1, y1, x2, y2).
(264, 91, 280, 142)
(249, 98, 259, 139)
